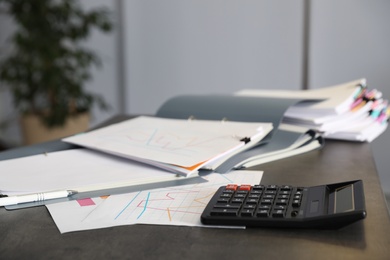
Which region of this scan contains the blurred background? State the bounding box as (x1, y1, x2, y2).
(1, 0, 389, 208)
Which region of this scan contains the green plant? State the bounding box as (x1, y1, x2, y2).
(0, 0, 113, 127)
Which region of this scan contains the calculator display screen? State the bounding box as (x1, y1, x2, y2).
(334, 184, 354, 213)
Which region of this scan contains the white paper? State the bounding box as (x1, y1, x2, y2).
(47, 170, 263, 233)
(236, 78, 365, 115)
(63, 116, 272, 176)
(0, 149, 181, 195)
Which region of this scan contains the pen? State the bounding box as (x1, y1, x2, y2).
(0, 190, 77, 207)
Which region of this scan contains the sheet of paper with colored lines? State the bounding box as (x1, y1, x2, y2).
(47, 170, 263, 233)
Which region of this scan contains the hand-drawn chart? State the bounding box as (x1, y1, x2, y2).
(47, 171, 263, 233)
(63, 116, 270, 169)
(113, 183, 215, 225)
(106, 171, 263, 227)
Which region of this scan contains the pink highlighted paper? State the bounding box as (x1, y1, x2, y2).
(77, 198, 96, 207)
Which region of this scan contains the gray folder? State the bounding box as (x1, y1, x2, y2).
(156, 95, 322, 173)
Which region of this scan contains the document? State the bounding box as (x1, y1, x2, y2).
(236, 78, 389, 142)
(0, 149, 185, 196)
(236, 78, 365, 115)
(155, 94, 324, 171)
(63, 116, 273, 176)
(205, 127, 323, 173)
(46, 170, 263, 233)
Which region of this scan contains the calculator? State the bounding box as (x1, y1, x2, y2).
(201, 180, 366, 229)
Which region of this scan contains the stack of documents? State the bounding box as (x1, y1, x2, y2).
(63, 116, 273, 176)
(155, 94, 325, 173)
(236, 79, 389, 142)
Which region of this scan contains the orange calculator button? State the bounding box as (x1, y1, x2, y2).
(239, 185, 252, 191)
(226, 184, 238, 191)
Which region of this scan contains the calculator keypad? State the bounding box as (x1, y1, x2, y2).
(201, 180, 367, 229)
(209, 184, 304, 219)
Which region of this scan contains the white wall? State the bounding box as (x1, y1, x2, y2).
(123, 0, 305, 115)
(309, 0, 390, 194)
(79, 0, 122, 127)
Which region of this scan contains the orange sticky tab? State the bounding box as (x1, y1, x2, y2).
(239, 185, 252, 191)
(226, 184, 238, 191)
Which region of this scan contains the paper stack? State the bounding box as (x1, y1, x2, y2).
(63, 116, 273, 176)
(155, 94, 326, 172)
(236, 79, 389, 142)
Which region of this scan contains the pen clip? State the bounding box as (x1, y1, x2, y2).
(239, 137, 251, 144)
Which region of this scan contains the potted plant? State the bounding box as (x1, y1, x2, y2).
(0, 0, 113, 144)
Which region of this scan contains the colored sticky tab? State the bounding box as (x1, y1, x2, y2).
(353, 86, 365, 99)
(226, 184, 238, 191)
(351, 98, 363, 109)
(371, 109, 381, 118)
(377, 113, 387, 123)
(77, 198, 96, 207)
(239, 184, 252, 191)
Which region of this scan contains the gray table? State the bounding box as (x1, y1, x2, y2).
(1, 118, 389, 259)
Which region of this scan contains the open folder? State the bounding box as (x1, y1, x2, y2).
(63, 91, 325, 176)
(154, 94, 324, 173)
(63, 116, 273, 176)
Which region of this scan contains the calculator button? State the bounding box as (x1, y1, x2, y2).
(217, 198, 230, 203)
(263, 194, 275, 199)
(223, 188, 234, 194)
(273, 205, 287, 211)
(210, 208, 239, 216)
(234, 193, 246, 199)
(272, 209, 285, 218)
(275, 199, 289, 205)
(241, 209, 255, 217)
(252, 185, 264, 190)
(231, 198, 245, 204)
(250, 190, 262, 195)
(260, 199, 273, 205)
(239, 185, 252, 191)
(243, 204, 257, 209)
(258, 205, 271, 210)
(257, 209, 270, 217)
(292, 200, 301, 207)
(280, 185, 292, 191)
(248, 194, 261, 199)
(220, 193, 232, 198)
(246, 198, 259, 204)
(264, 190, 277, 195)
(226, 184, 238, 191)
(266, 185, 278, 190)
(213, 204, 241, 209)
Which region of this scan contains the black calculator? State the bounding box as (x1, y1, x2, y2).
(201, 180, 366, 229)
